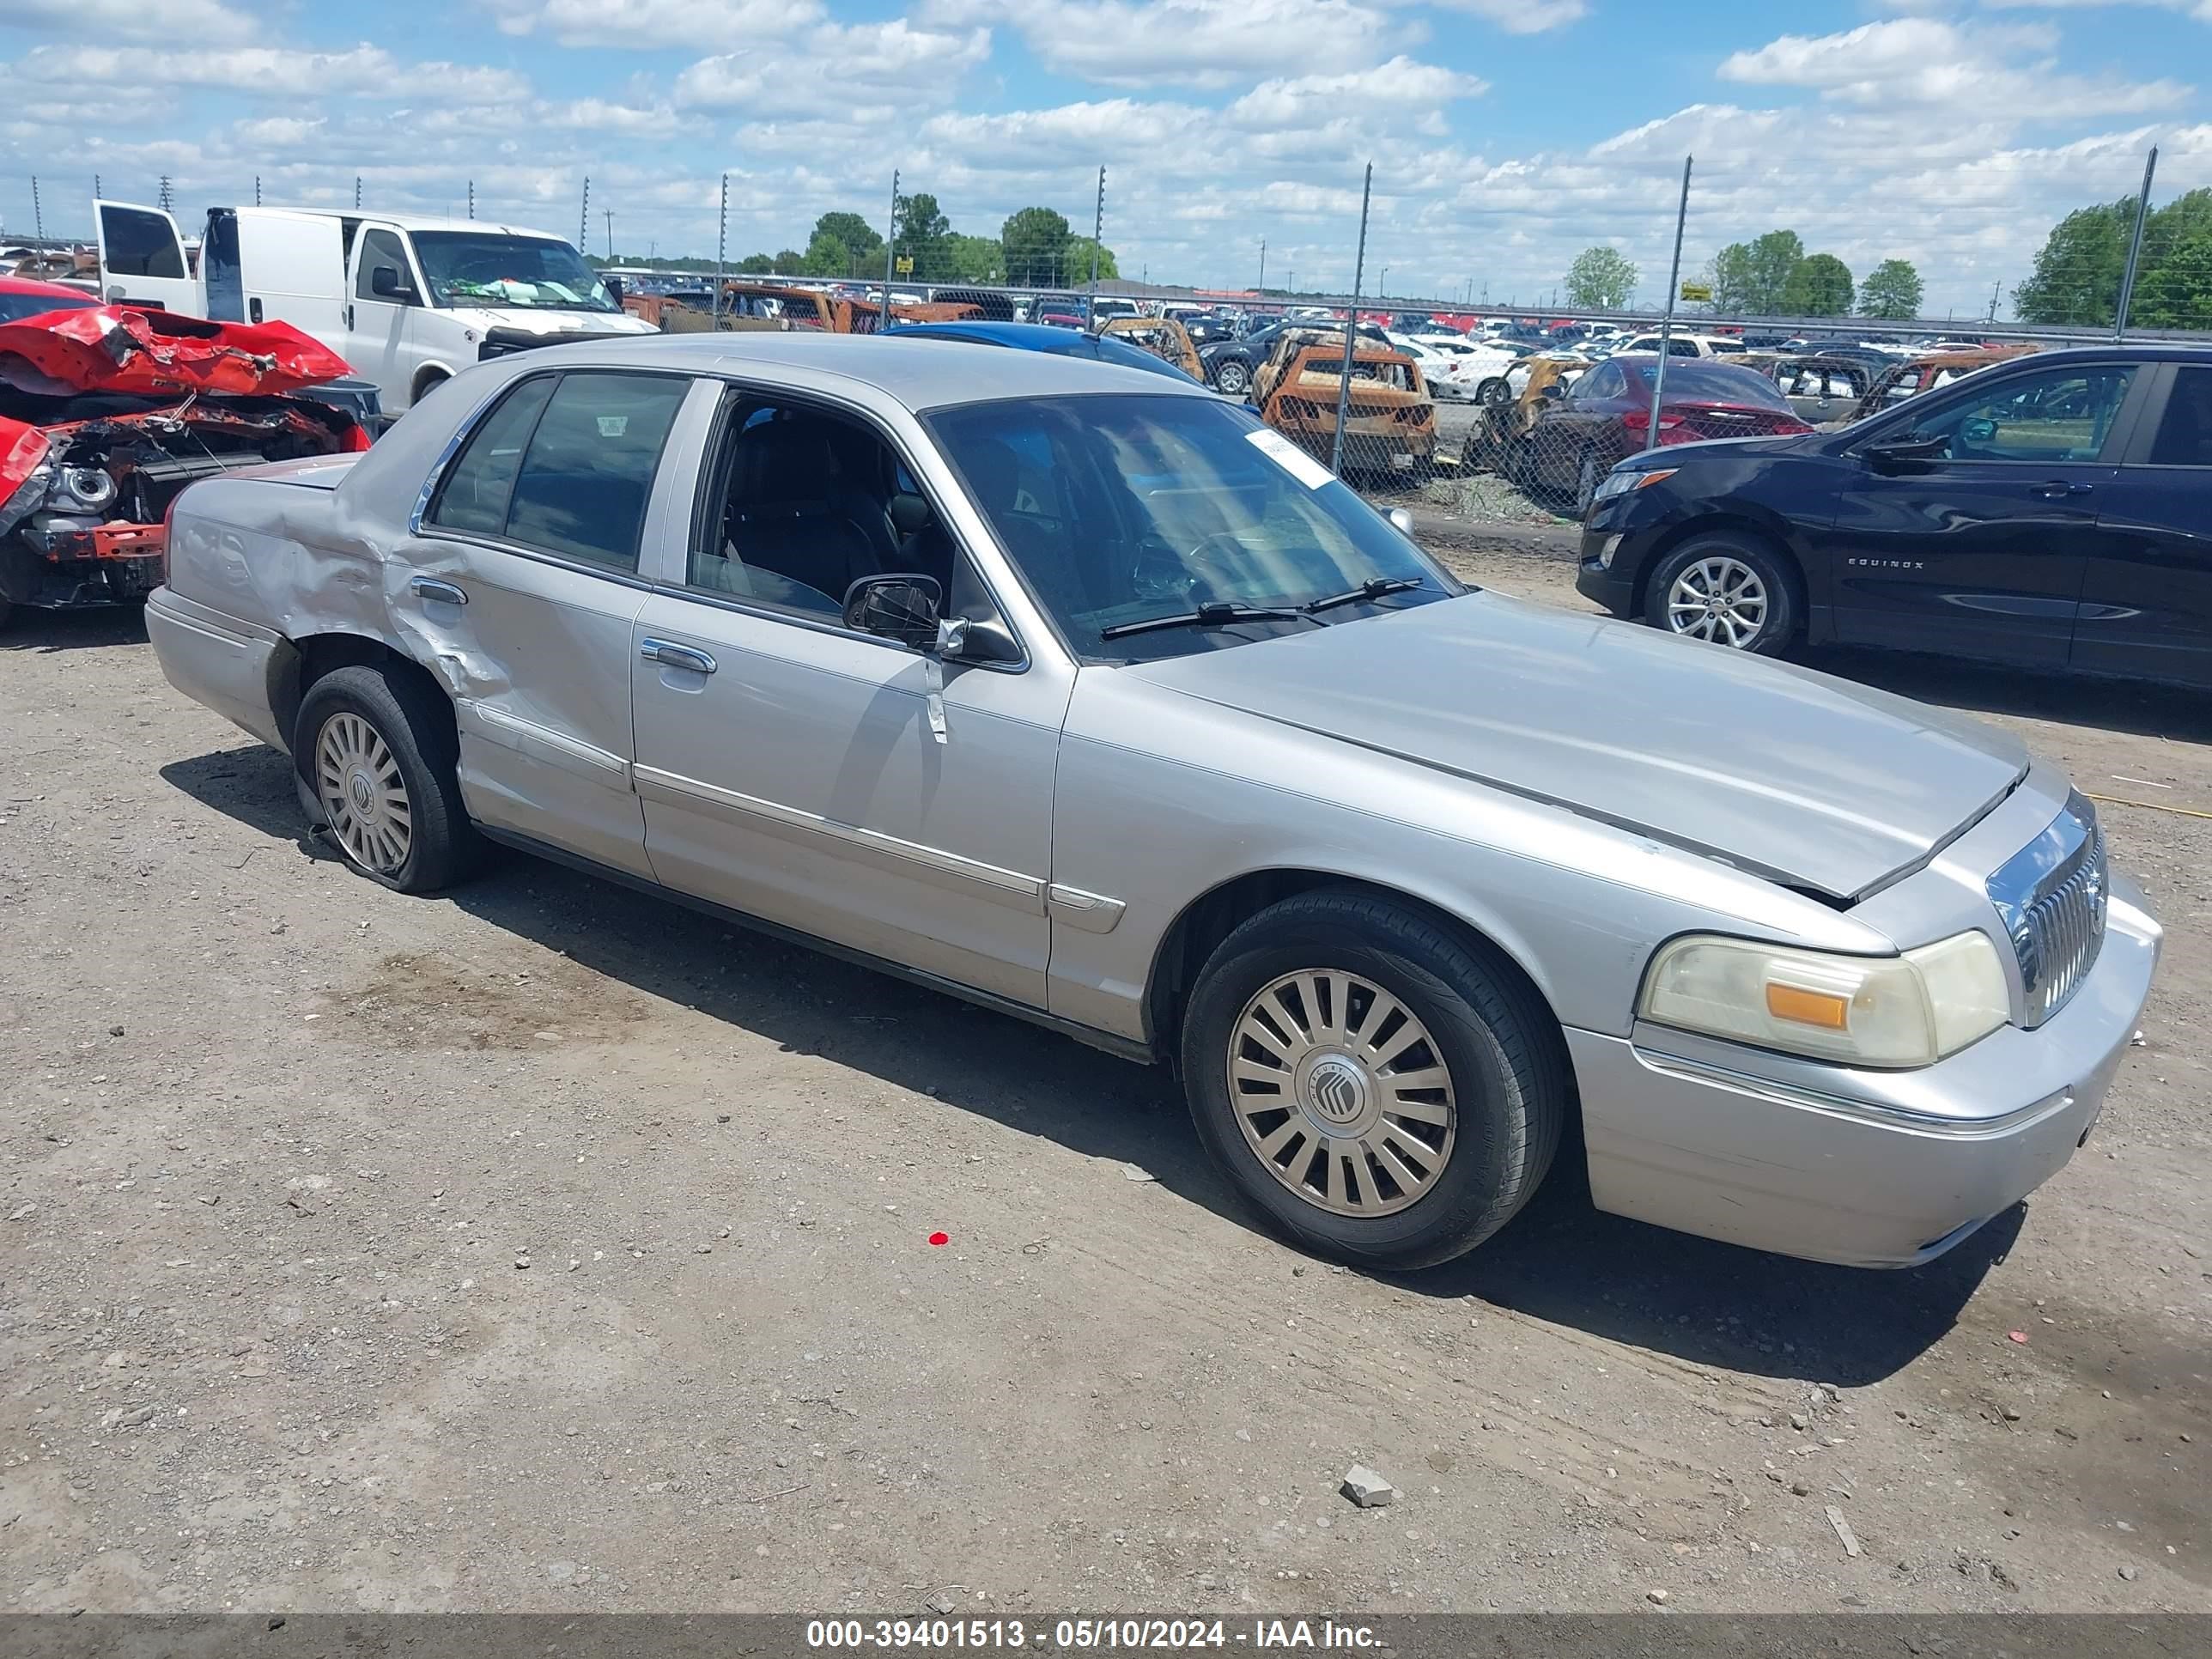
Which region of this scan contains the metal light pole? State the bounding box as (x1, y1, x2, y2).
(1642, 155, 1692, 455)
(29, 175, 41, 243)
(2115, 145, 2159, 343)
(605, 209, 612, 261)
(715, 172, 727, 322)
(1379, 264, 1389, 297)
(1086, 166, 1105, 329)
(880, 168, 898, 329)
(1330, 161, 1374, 477)
(1258, 238, 1266, 294)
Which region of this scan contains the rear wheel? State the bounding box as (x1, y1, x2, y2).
(1644, 532, 1798, 655)
(295, 664, 481, 893)
(1475, 378, 1510, 408)
(1179, 890, 1566, 1270)
(1212, 359, 1250, 397)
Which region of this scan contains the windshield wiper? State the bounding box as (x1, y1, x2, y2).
(1300, 576, 1426, 616)
(1099, 602, 1326, 641)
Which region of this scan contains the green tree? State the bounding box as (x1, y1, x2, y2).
(1858, 258, 1923, 321)
(1564, 245, 1638, 310)
(811, 210, 884, 264)
(891, 190, 951, 277)
(1783, 252, 1854, 316)
(1711, 228, 1804, 315)
(771, 248, 805, 272)
(737, 252, 775, 274)
(1064, 235, 1118, 282)
(1000, 205, 1073, 284)
(2134, 223, 2212, 329)
(802, 232, 853, 277)
(2014, 198, 2135, 325)
(940, 233, 1004, 283)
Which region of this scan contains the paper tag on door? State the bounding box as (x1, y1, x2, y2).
(1245, 428, 1335, 490)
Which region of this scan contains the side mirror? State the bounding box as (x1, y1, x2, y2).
(1539, 382, 1565, 400)
(1863, 433, 1948, 473)
(370, 265, 414, 301)
(1387, 507, 1416, 536)
(842, 573, 945, 649)
(605, 274, 624, 305)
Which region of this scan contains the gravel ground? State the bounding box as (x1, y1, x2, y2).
(2, 547, 2206, 1617)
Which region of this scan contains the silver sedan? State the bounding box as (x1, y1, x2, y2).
(144, 333, 2160, 1271)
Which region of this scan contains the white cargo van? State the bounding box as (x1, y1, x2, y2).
(94, 200, 655, 414)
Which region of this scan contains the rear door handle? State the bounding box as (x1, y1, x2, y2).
(2032, 480, 2094, 500)
(641, 638, 716, 675)
(410, 576, 467, 605)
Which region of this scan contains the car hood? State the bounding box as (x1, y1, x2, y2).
(0, 305, 353, 398)
(1122, 592, 2028, 902)
(445, 307, 656, 337)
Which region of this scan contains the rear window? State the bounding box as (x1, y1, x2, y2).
(427, 370, 687, 572)
(1623, 359, 1793, 412)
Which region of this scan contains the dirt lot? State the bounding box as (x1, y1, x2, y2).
(2, 544, 2206, 1617)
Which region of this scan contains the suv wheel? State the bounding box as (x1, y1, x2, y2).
(1212, 359, 1249, 396)
(1644, 532, 1798, 655)
(1179, 890, 1566, 1270)
(295, 664, 481, 893)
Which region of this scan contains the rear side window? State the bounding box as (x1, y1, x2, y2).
(101, 206, 185, 279)
(427, 372, 686, 571)
(2149, 367, 2212, 466)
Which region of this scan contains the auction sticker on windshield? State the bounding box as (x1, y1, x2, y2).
(1246, 428, 1335, 490)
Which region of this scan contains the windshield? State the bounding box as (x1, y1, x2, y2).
(927, 393, 1460, 662)
(409, 231, 618, 313)
(1622, 358, 1794, 411)
(0, 289, 98, 325)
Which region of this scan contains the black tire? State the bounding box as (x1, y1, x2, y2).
(1179, 889, 1567, 1271)
(294, 663, 482, 894)
(0, 599, 12, 635)
(1642, 530, 1800, 656)
(1475, 377, 1510, 408)
(1213, 359, 1250, 396)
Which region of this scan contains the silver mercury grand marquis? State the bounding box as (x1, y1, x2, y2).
(143, 332, 2160, 1271)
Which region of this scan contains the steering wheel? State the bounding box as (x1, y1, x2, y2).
(1130, 530, 1249, 604)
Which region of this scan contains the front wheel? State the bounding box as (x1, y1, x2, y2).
(1212, 359, 1249, 397)
(1644, 532, 1799, 655)
(1572, 447, 1604, 518)
(1179, 890, 1566, 1270)
(295, 664, 481, 893)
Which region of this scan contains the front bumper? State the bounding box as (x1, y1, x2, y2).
(1566, 875, 2160, 1268)
(1574, 529, 1637, 612)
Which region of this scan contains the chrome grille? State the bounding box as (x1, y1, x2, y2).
(1986, 793, 2107, 1028)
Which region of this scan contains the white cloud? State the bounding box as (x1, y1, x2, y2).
(1985, 0, 2212, 20)
(3, 43, 533, 102)
(1719, 17, 2191, 118)
(480, 0, 824, 46)
(675, 21, 990, 120)
(1425, 0, 1586, 32)
(0, 0, 257, 43)
(922, 0, 1409, 89)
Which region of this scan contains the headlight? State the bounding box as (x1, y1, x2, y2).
(1592, 466, 1677, 503)
(1638, 931, 2010, 1068)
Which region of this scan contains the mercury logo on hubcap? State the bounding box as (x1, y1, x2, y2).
(1306, 1055, 1369, 1126)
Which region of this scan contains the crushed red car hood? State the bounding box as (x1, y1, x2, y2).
(0, 304, 352, 398)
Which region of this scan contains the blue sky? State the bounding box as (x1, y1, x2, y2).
(3, 0, 2209, 316)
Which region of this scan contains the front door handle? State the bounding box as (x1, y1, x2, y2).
(641, 637, 716, 675)
(2032, 480, 2094, 500)
(410, 576, 468, 605)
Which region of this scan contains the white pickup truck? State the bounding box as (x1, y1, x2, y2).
(94, 200, 655, 416)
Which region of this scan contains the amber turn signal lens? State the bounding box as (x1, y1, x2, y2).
(1765, 982, 1850, 1030)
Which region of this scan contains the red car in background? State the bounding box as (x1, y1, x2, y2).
(1516, 353, 1814, 516)
(1, 276, 370, 631)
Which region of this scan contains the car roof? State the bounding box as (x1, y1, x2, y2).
(891, 319, 1200, 384)
(512, 328, 1212, 408)
(254, 206, 572, 240)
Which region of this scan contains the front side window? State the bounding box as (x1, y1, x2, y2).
(409, 232, 617, 313)
(927, 393, 1459, 662)
(1905, 364, 2137, 464)
(355, 228, 413, 303)
(427, 371, 684, 571)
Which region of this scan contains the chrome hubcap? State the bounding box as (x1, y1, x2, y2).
(1226, 970, 1457, 1218)
(315, 711, 411, 875)
(1666, 556, 1768, 647)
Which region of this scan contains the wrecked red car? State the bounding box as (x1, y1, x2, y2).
(0, 283, 369, 629)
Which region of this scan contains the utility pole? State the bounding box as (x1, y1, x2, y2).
(715, 172, 727, 322)
(1258, 237, 1267, 294)
(880, 168, 899, 329)
(1086, 165, 1104, 329)
(1379, 264, 1389, 297)
(1329, 161, 1374, 477)
(604, 209, 613, 261)
(1642, 155, 1693, 455)
(1987, 282, 2001, 325)
(157, 174, 173, 212)
(579, 176, 590, 252)
(2115, 145, 2159, 343)
(29, 175, 41, 243)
